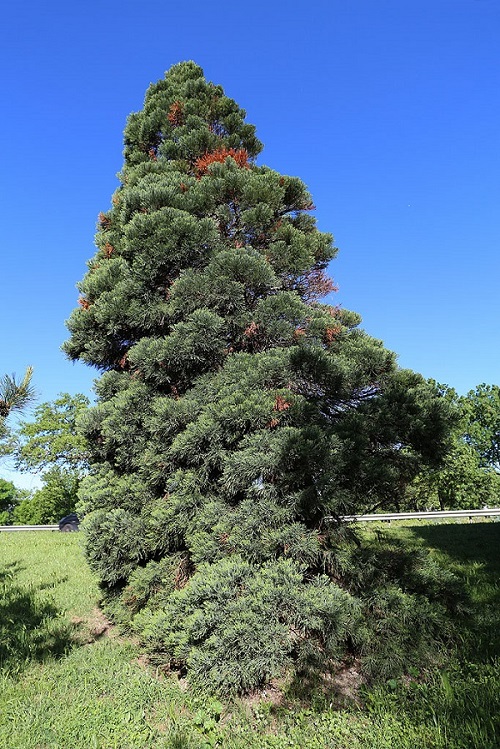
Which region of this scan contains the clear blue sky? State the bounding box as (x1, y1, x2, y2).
(1, 0, 499, 485)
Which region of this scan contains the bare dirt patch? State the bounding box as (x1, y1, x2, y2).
(71, 607, 113, 644)
(330, 661, 365, 705)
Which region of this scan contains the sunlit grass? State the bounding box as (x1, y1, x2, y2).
(0, 524, 499, 748)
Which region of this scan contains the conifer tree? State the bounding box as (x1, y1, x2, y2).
(0, 367, 35, 452)
(0, 367, 34, 420)
(65, 62, 456, 694)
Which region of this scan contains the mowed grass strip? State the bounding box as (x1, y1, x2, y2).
(0, 524, 499, 749)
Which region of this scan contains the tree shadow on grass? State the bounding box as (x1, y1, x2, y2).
(410, 521, 500, 663)
(279, 526, 500, 747)
(0, 562, 75, 675)
(410, 521, 500, 572)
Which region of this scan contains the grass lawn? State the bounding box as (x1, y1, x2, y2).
(0, 523, 499, 749)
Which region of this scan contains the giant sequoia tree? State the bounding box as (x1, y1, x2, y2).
(65, 62, 456, 693)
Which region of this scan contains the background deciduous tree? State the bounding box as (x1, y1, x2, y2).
(463, 384, 500, 472)
(0, 478, 18, 524)
(9, 393, 90, 525)
(14, 393, 90, 473)
(12, 468, 80, 525)
(404, 384, 500, 510)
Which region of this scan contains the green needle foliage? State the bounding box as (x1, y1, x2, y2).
(0, 366, 35, 458)
(65, 61, 457, 694)
(0, 367, 34, 420)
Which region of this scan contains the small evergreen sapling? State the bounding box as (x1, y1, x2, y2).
(65, 62, 456, 694)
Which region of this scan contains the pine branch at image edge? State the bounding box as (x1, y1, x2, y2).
(0, 367, 35, 420)
(64, 61, 459, 695)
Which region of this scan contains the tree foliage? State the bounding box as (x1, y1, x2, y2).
(8, 393, 90, 525)
(0, 368, 36, 523)
(0, 367, 35, 420)
(13, 468, 79, 525)
(404, 384, 500, 510)
(15, 392, 90, 473)
(0, 367, 35, 451)
(0, 479, 17, 524)
(64, 62, 457, 694)
(462, 384, 500, 472)
(406, 440, 500, 511)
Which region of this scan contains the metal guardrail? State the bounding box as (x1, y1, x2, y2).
(328, 508, 500, 523)
(1, 509, 500, 532)
(0, 524, 59, 532)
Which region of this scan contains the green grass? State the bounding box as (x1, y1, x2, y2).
(0, 524, 499, 748)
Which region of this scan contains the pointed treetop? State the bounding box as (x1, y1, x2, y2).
(123, 61, 263, 168)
